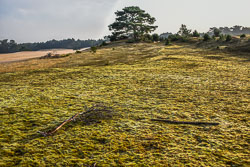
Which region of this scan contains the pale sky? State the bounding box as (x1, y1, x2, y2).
(0, 0, 249, 43)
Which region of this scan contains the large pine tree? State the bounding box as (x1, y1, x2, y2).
(108, 6, 158, 41)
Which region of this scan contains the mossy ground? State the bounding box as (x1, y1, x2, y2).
(0, 43, 249, 166)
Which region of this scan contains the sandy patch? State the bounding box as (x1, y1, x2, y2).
(0, 48, 88, 63)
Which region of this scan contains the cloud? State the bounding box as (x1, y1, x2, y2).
(0, 0, 119, 43)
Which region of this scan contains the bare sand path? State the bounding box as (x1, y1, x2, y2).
(0, 48, 88, 63)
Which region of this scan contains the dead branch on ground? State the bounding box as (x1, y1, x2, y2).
(151, 119, 219, 126)
(38, 104, 114, 136)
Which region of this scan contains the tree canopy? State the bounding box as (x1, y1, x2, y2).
(108, 6, 158, 41)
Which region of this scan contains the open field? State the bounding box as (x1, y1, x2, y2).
(0, 48, 88, 64)
(0, 42, 249, 166)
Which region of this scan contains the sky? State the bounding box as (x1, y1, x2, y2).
(0, 0, 249, 43)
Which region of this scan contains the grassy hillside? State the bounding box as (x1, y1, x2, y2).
(0, 42, 249, 166)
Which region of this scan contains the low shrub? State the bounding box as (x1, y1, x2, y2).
(240, 34, 246, 38)
(192, 30, 200, 37)
(226, 35, 232, 42)
(165, 39, 170, 45)
(168, 34, 180, 42)
(203, 34, 211, 41)
(100, 41, 108, 47)
(219, 34, 226, 41)
(152, 33, 160, 42)
(90, 46, 97, 53)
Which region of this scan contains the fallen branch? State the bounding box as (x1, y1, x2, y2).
(38, 111, 87, 136)
(151, 119, 219, 126)
(38, 104, 114, 136)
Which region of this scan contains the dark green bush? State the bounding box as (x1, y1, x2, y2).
(192, 30, 200, 37)
(165, 39, 170, 45)
(143, 34, 153, 42)
(100, 41, 108, 47)
(75, 50, 81, 54)
(240, 34, 246, 38)
(213, 28, 221, 37)
(212, 35, 216, 40)
(168, 34, 180, 42)
(126, 39, 136, 43)
(203, 34, 211, 41)
(180, 36, 189, 42)
(226, 35, 232, 42)
(219, 34, 226, 41)
(91, 46, 97, 53)
(152, 33, 160, 42)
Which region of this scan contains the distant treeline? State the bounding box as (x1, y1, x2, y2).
(160, 25, 250, 39)
(0, 38, 103, 53)
(209, 25, 250, 36)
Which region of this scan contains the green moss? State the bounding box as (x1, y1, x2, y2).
(0, 43, 249, 166)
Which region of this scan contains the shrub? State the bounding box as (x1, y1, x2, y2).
(126, 39, 136, 43)
(240, 34, 246, 38)
(192, 30, 200, 37)
(226, 35, 232, 42)
(159, 37, 165, 42)
(203, 33, 211, 41)
(165, 39, 170, 45)
(219, 34, 226, 41)
(212, 35, 216, 40)
(143, 34, 153, 42)
(91, 46, 97, 53)
(75, 50, 81, 54)
(213, 28, 221, 37)
(180, 36, 188, 42)
(152, 33, 160, 42)
(100, 41, 108, 47)
(168, 34, 180, 42)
